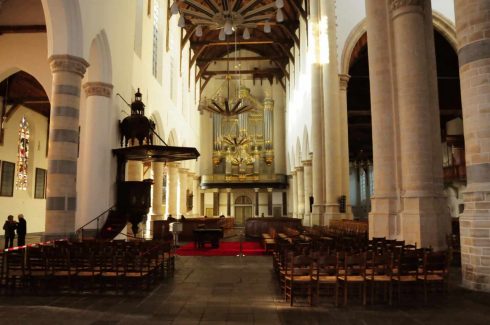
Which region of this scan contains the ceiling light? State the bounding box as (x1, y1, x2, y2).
(178, 14, 186, 27)
(276, 8, 284, 22)
(276, 0, 284, 9)
(196, 25, 203, 37)
(243, 27, 250, 40)
(219, 28, 226, 41)
(224, 19, 233, 35)
(170, 1, 179, 15)
(264, 22, 271, 34)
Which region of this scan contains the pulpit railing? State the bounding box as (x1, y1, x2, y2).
(75, 205, 116, 241)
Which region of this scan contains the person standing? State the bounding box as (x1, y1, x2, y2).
(17, 214, 26, 246)
(3, 215, 17, 248)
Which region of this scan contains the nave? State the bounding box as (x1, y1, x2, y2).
(0, 254, 489, 325)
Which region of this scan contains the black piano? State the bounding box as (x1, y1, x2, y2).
(193, 228, 223, 248)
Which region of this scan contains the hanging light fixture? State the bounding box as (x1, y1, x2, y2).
(243, 27, 250, 40)
(264, 21, 271, 33)
(170, 0, 180, 15)
(178, 14, 186, 27)
(224, 19, 233, 35)
(219, 28, 226, 41)
(276, 0, 284, 9)
(195, 25, 203, 37)
(276, 8, 284, 22)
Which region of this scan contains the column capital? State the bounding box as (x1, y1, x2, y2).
(338, 74, 351, 91)
(178, 167, 188, 174)
(390, 0, 424, 13)
(267, 188, 273, 192)
(167, 162, 180, 168)
(295, 166, 304, 172)
(193, 175, 201, 181)
(83, 82, 113, 98)
(49, 54, 89, 77)
(291, 170, 297, 176)
(302, 159, 312, 167)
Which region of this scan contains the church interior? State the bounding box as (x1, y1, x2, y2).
(0, 0, 490, 323)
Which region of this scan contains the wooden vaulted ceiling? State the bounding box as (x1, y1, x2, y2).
(176, 0, 305, 85)
(0, 71, 50, 118)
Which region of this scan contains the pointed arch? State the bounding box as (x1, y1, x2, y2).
(302, 127, 310, 161)
(168, 129, 178, 146)
(41, 0, 84, 58)
(87, 30, 112, 83)
(295, 137, 302, 167)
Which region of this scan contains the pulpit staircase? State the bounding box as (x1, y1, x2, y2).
(76, 206, 128, 240)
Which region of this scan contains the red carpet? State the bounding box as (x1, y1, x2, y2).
(176, 241, 265, 256)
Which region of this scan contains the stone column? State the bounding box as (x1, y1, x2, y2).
(165, 162, 179, 218)
(151, 162, 164, 220)
(77, 82, 113, 229)
(456, 0, 490, 292)
(287, 175, 293, 217)
(226, 188, 231, 216)
(321, 0, 342, 223)
(291, 171, 298, 217)
(254, 188, 259, 216)
(178, 167, 188, 216)
(391, 0, 447, 249)
(45, 55, 88, 236)
(303, 159, 313, 225)
(192, 175, 200, 217)
(309, 0, 326, 225)
(366, 0, 399, 239)
(267, 188, 273, 217)
(338, 74, 353, 219)
(296, 166, 305, 218)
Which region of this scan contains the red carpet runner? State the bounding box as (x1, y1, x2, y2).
(176, 241, 265, 256)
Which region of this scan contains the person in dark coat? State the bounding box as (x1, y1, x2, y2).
(17, 214, 26, 246)
(3, 215, 17, 248)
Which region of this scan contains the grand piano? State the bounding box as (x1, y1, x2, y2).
(193, 228, 223, 248)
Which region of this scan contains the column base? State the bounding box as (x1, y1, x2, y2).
(45, 212, 76, 237)
(324, 204, 342, 224)
(369, 196, 399, 239)
(311, 204, 326, 226)
(302, 214, 312, 227)
(400, 196, 449, 250)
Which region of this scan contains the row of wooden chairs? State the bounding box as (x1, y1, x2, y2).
(273, 238, 449, 306)
(0, 239, 175, 295)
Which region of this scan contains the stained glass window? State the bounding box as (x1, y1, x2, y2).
(16, 116, 29, 190)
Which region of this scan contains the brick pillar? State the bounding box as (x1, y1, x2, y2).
(45, 55, 88, 236)
(339, 74, 353, 219)
(151, 162, 164, 220)
(291, 171, 298, 217)
(178, 167, 188, 216)
(310, 0, 326, 225)
(165, 162, 179, 218)
(366, 0, 399, 239)
(78, 82, 113, 229)
(303, 159, 313, 225)
(391, 0, 447, 249)
(456, 0, 490, 292)
(296, 166, 305, 218)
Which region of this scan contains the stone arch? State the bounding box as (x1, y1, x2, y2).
(290, 148, 296, 172)
(168, 129, 178, 146)
(41, 0, 84, 58)
(150, 112, 165, 145)
(295, 138, 302, 167)
(302, 127, 310, 161)
(340, 12, 457, 75)
(86, 30, 112, 84)
(341, 19, 367, 75)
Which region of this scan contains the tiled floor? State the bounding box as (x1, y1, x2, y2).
(0, 253, 490, 324)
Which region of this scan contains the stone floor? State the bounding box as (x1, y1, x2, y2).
(0, 253, 490, 325)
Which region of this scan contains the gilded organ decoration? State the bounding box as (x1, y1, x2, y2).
(212, 87, 274, 180)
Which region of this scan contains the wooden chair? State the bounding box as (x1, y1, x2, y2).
(284, 254, 315, 306)
(337, 252, 367, 306)
(392, 251, 420, 303)
(4, 250, 26, 294)
(313, 254, 338, 306)
(417, 251, 449, 304)
(25, 246, 52, 294)
(366, 252, 393, 305)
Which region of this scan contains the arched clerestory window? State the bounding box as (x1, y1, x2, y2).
(16, 116, 30, 190)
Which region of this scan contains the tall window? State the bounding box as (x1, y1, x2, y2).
(152, 0, 160, 78)
(16, 116, 29, 190)
(359, 168, 366, 203)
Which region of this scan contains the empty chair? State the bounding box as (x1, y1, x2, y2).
(337, 252, 367, 306)
(284, 254, 315, 306)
